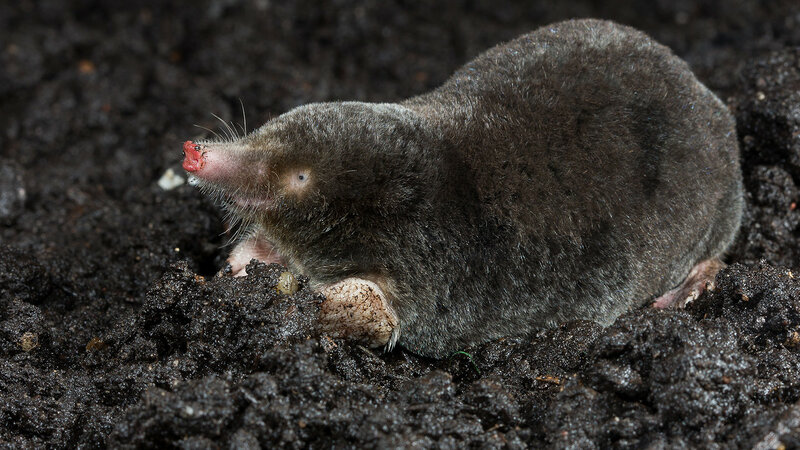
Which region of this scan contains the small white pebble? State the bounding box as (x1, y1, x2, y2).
(158, 168, 185, 190)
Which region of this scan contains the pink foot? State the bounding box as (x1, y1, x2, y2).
(652, 258, 725, 308)
(225, 229, 285, 277)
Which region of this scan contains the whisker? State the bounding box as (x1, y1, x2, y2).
(234, 121, 246, 137)
(211, 112, 237, 142)
(239, 98, 247, 137)
(193, 124, 224, 142)
(229, 119, 241, 139)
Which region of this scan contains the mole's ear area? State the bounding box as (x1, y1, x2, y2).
(369, 123, 439, 213)
(318, 102, 438, 212)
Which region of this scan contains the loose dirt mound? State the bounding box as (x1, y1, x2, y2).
(2, 1, 800, 447)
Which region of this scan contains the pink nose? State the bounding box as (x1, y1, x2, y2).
(182, 141, 205, 172)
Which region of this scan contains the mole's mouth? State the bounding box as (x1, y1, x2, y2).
(231, 194, 274, 210)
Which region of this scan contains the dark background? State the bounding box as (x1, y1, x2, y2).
(1, 0, 800, 447)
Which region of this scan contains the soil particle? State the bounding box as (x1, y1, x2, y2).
(3, 0, 800, 447)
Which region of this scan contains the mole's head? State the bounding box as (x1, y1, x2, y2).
(183, 102, 439, 233)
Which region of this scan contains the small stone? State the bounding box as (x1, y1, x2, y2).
(787, 331, 800, 347)
(86, 337, 107, 351)
(158, 168, 185, 190)
(20, 332, 38, 352)
(276, 271, 298, 295)
(78, 59, 95, 74)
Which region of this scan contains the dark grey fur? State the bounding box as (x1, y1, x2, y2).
(212, 19, 742, 357)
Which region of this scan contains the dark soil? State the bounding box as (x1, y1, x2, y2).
(2, 0, 800, 447)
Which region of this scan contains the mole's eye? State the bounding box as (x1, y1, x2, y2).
(288, 169, 311, 191)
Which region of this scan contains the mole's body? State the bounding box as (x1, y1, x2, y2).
(182, 19, 742, 357)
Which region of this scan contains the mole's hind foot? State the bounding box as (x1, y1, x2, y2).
(319, 278, 399, 349)
(652, 258, 726, 308)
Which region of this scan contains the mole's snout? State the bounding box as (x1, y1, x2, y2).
(182, 141, 205, 172)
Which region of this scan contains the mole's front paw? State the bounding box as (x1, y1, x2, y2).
(319, 278, 399, 349)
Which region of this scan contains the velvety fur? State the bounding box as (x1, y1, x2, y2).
(206, 19, 743, 357)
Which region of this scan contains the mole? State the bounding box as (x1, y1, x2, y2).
(181, 19, 742, 358)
